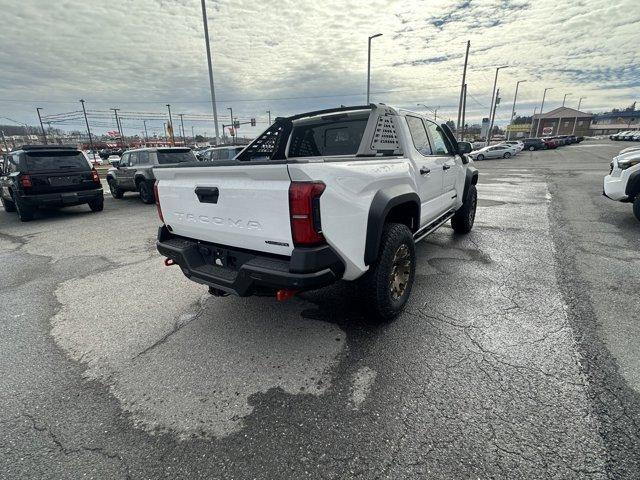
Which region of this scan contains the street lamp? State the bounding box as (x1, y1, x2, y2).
(266, 110, 271, 125)
(200, 0, 220, 142)
(79, 100, 95, 161)
(166, 104, 175, 146)
(367, 33, 383, 104)
(487, 66, 508, 144)
(536, 87, 553, 137)
(572, 97, 586, 135)
(417, 104, 439, 120)
(507, 80, 527, 140)
(556, 93, 572, 135)
(562, 93, 571, 107)
(227, 107, 234, 144)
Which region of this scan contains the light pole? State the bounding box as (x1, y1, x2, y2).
(536, 87, 553, 137)
(111, 108, 124, 147)
(200, 0, 220, 142)
(556, 93, 571, 135)
(417, 104, 439, 120)
(366, 33, 383, 104)
(143, 120, 149, 144)
(528, 107, 538, 138)
(266, 110, 271, 125)
(179, 113, 186, 146)
(227, 107, 234, 144)
(36, 108, 47, 144)
(79, 100, 95, 160)
(507, 79, 527, 140)
(166, 104, 175, 146)
(487, 65, 508, 145)
(572, 97, 586, 135)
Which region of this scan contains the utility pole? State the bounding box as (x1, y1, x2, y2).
(111, 108, 123, 147)
(488, 88, 500, 144)
(456, 40, 470, 137)
(179, 114, 186, 146)
(227, 107, 234, 144)
(1, 130, 9, 155)
(507, 80, 527, 140)
(487, 66, 508, 145)
(417, 103, 438, 119)
(460, 83, 467, 141)
(200, 0, 220, 142)
(191, 125, 195, 140)
(79, 99, 95, 161)
(366, 33, 383, 104)
(536, 87, 553, 137)
(166, 104, 175, 146)
(143, 120, 149, 143)
(267, 110, 271, 125)
(529, 107, 538, 138)
(572, 97, 586, 135)
(36, 108, 47, 144)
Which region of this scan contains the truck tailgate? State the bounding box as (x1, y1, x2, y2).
(153, 164, 294, 256)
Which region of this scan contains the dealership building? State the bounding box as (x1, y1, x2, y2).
(589, 110, 640, 135)
(531, 107, 593, 137)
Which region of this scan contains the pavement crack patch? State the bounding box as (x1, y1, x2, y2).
(132, 311, 199, 360)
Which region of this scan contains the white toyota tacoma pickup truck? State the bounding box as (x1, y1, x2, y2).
(603, 149, 640, 221)
(154, 104, 478, 319)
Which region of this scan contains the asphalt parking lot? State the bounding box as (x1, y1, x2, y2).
(1, 140, 639, 479)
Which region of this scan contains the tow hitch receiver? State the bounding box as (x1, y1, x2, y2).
(276, 289, 298, 302)
(164, 258, 175, 267)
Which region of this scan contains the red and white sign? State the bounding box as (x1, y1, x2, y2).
(542, 127, 553, 136)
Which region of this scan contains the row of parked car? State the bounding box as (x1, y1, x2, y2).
(609, 130, 640, 141)
(0, 143, 247, 221)
(468, 135, 584, 160)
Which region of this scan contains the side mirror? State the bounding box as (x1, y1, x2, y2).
(110, 160, 120, 167)
(457, 141, 472, 154)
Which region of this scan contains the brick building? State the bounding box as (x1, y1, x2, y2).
(531, 107, 593, 137)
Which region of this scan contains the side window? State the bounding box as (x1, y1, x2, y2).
(121, 153, 130, 166)
(405, 116, 432, 156)
(424, 121, 452, 155)
(212, 150, 222, 161)
(129, 152, 139, 165)
(138, 151, 149, 165)
(7, 155, 18, 173)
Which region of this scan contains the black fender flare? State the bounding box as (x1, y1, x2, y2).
(134, 172, 151, 187)
(364, 185, 420, 265)
(463, 166, 479, 202)
(625, 170, 640, 198)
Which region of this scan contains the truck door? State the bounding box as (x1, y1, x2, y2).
(404, 115, 445, 226)
(424, 120, 464, 209)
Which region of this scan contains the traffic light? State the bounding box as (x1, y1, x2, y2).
(250, 118, 256, 126)
(234, 120, 240, 129)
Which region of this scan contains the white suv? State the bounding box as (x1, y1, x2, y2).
(603, 150, 640, 221)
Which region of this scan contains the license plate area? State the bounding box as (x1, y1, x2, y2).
(198, 245, 239, 269)
(49, 176, 81, 187)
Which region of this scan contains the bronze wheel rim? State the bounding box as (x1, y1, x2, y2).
(389, 244, 411, 301)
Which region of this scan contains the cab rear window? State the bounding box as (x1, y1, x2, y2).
(155, 150, 196, 164)
(25, 151, 89, 171)
(288, 113, 369, 158)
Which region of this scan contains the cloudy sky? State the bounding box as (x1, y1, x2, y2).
(0, 0, 638, 137)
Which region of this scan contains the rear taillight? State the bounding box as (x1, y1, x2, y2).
(91, 169, 100, 183)
(154, 180, 164, 223)
(289, 181, 325, 246)
(20, 175, 32, 188)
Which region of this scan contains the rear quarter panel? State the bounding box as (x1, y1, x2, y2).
(288, 157, 416, 280)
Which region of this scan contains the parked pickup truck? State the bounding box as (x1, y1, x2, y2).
(155, 104, 478, 319)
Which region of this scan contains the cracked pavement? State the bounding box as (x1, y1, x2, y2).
(1, 140, 639, 479)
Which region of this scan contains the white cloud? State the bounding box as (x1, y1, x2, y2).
(0, 0, 638, 135)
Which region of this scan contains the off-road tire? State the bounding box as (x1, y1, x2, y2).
(633, 195, 640, 222)
(138, 180, 155, 204)
(451, 184, 477, 234)
(503, 152, 511, 159)
(88, 197, 104, 212)
(358, 223, 416, 321)
(108, 178, 124, 199)
(13, 192, 34, 222)
(1, 195, 16, 212)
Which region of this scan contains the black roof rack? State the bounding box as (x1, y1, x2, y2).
(284, 104, 373, 121)
(20, 144, 79, 151)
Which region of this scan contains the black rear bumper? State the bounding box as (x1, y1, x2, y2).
(156, 226, 344, 296)
(20, 188, 103, 207)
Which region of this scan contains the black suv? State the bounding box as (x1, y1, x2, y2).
(0, 145, 104, 222)
(521, 138, 547, 151)
(106, 147, 196, 204)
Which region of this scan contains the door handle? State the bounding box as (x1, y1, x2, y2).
(442, 164, 451, 170)
(420, 166, 431, 175)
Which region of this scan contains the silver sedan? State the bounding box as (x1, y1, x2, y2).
(469, 144, 518, 160)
